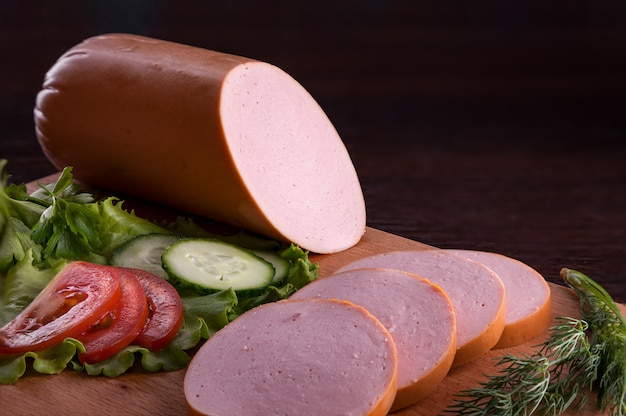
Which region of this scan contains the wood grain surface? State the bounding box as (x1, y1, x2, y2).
(1, 226, 623, 416)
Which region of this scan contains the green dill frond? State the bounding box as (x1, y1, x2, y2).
(443, 269, 625, 416)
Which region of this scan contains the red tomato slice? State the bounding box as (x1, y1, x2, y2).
(77, 269, 149, 364)
(128, 269, 184, 351)
(0, 262, 122, 355)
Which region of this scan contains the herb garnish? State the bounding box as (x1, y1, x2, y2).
(445, 268, 625, 416)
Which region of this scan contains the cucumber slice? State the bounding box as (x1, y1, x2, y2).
(251, 250, 290, 284)
(162, 238, 275, 295)
(111, 233, 181, 279)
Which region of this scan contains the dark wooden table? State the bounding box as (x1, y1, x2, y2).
(1, 1, 625, 302)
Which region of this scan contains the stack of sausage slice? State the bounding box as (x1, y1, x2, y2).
(290, 268, 456, 411)
(335, 250, 507, 367)
(443, 249, 552, 348)
(184, 249, 552, 415)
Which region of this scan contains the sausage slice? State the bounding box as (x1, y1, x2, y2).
(34, 34, 365, 254)
(290, 268, 456, 410)
(335, 250, 506, 366)
(184, 298, 398, 416)
(444, 249, 552, 348)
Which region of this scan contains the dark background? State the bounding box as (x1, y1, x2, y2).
(1, 1, 625, 300)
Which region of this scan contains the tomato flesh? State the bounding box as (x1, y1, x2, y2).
(77, 269, 149, 364)
(0, 262, 122, 355)
(129, 269, 184, 351)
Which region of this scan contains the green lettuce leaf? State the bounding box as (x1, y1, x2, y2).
(95, 197, 172, 258)
(230, 244, 318, 318)
(27, 168, 168, 264)
(0, 161, 46, 272)
(138, 313, 206, 372)
(28, 167, 102, 263)
(32, 199, 102, 261)
(2, 183, 46, 229)
(0, 160, 47, 229)
(182, 289, 238, 337)
(0, 338, 85, 385)
(0, 250, 65, 326)
(0, 217, 42, 273)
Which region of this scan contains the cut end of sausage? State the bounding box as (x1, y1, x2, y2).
(184, 298, 397, 416)
(220, 62, 366, 253)
(289, 268, 457, 410)
(444, 249, 552, 349)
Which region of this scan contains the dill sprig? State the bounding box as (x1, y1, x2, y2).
(564, 268, 626, 416)
(444, 268, 625, 416)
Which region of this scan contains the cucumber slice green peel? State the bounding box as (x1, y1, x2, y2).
(163, 238, 275, 295)
(251, 250, 290, 284)
(111, 233, 181, 279)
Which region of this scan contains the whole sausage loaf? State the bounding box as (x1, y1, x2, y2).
(34, 33, 366, 254)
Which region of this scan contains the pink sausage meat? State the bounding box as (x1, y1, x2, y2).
(445, 249, 552, 348)
(184, 299, 398, 416)
(290, 268, 456, 410)
(335, 250, 506, 366)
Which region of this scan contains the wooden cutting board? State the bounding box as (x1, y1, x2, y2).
(1, 178, 623, 415)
